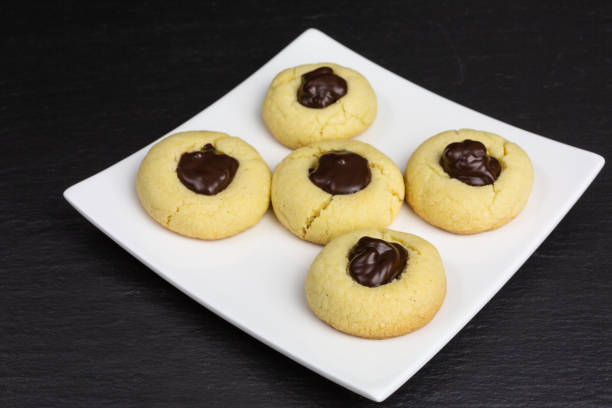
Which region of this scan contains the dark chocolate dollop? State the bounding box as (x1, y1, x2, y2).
(348, 237, 408, 288)
(308, 150, 371, 195)
(297, 66, 348, 108)
(176, 144, 239, 195)
(440, 139, 501, 186)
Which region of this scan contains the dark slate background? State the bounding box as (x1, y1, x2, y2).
(2, 1, 611, 407)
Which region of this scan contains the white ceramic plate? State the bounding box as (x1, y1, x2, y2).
(64, 28, 604, 402)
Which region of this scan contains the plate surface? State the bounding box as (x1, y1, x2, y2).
(64, 28, 604, 402)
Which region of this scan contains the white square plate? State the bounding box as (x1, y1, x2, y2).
(64, 29, 604, 402)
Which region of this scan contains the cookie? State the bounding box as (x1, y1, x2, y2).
(271, 139, 404, 245)
(262, 63, 377, 149)
(136, 131, 271, 239)
(405, 129, 534, 234)
(305, 229, 446, 339)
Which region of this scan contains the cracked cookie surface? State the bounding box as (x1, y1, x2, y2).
(305, 229, 446, 339)
(136, 131, 271, 239)
(405, 129, 534, 234)
(271, 140, 404, 245)
(262, 63, 377, 149)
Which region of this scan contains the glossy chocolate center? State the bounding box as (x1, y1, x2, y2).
(308, 150, 371, 195)
(176, 144, 239, 195)
(440, 139, 501, 186)
(348, 237, 408, 288)
(297, 66, 348, 108)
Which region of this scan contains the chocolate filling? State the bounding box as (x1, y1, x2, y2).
(177, 144, 239, 195)
(348, 237, 408, 288)
(297, 66, 347, 108)
(440, 139, 501, 186)
(308, 150, 371, 195)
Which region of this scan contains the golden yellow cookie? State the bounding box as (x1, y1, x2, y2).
(405, 129, 534, 234)
(136, 131, 271, 239)
(262, 63, 377, 149)
(271, 140, 404, 245)
(305, 229, 446, 339)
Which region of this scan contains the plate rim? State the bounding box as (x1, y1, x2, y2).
(63, 27, 606, 402)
